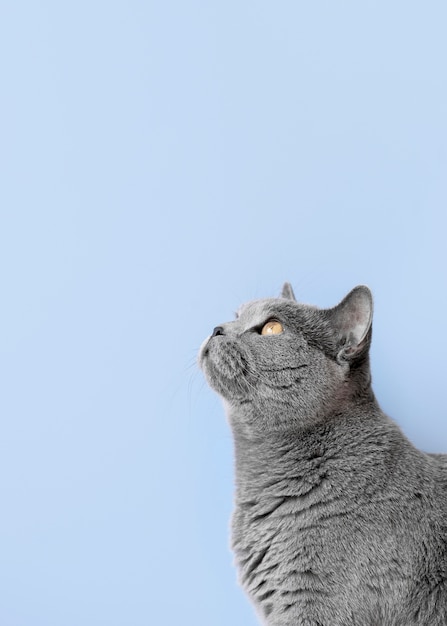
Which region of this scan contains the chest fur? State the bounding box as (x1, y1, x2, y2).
(230, 484, 429, 625)
(232, 492, 351, 606)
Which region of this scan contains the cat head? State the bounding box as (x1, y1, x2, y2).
(199, 283, 373, 434)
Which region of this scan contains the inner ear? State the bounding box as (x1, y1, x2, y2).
(281, 282, 296, 301)
(329, 286, 373, 360)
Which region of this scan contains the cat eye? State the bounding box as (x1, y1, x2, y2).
(261, 320, 284, 335)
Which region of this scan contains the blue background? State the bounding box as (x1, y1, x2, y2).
(1, 2, 446, 625)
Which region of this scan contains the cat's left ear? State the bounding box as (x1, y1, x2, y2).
(330, 286, 373, 361)
(281, 282, 296, 301)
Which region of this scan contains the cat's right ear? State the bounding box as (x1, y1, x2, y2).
(281, 282, 296, 301)
(330, 286, 373, 361)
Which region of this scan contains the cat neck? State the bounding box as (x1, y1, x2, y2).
(230, 402, 402, 500)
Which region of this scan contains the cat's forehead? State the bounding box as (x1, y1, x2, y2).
(236, 297, 298, 322)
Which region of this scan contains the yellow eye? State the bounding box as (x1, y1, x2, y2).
(261, 320, 284, 335)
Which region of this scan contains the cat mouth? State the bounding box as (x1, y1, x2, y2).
(198, 335, 256, 401)
(198, 335, 212, 369)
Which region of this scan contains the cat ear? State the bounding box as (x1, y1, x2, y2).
(281, 282, 296, 301)
(330, 286, 373, 360)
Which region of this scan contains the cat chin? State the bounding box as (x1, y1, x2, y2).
(222, 398, 233, 413)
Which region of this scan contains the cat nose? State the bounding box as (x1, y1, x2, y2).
(212, 326, 225, 337)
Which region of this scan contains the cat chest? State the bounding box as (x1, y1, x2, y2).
(231, 498, 346, 607)
(232, 494, 428, 625)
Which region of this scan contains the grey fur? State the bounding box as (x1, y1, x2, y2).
(198, 283, 447, 625)
(281, 282, 296, 301)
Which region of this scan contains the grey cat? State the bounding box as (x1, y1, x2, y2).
(198, 283, 447, 625)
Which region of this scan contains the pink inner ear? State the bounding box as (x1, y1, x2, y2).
(334, 286, 373, 347)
